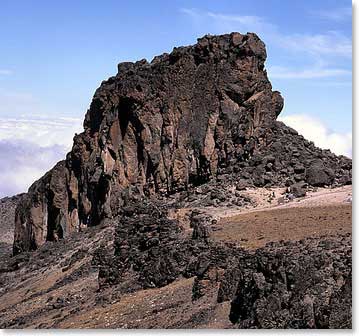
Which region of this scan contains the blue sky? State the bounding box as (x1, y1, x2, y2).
(0, 0, 352, 196)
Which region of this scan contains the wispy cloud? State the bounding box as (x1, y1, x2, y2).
(279, 31, 352, 58)
(180, 8, 275, 35)
(181, 8, 352, 57)
(279, 114, 352, 157)
(313, 7, 351, 22)
(0, 69, 12, 76)
(307, 81, 352, 87)
(179, 8, 196, 16)
(268, 65, 351, 79)
(206, 11, 265, 26)
(180, 8, 352, 81)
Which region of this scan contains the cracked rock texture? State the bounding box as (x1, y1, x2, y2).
(227, 235, 352, 329)
(13, 32, 351, 253)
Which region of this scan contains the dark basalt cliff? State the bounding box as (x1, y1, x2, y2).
(13, 32, 351, 253)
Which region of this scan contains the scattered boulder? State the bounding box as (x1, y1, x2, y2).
(290, 182, 307, 198)
(306, 159, 334, 186)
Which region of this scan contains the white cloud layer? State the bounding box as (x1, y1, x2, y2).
(0, 116, 83, 197)
(0, 140, 66, 198)
(0, 116, 82, 148)
(278, 114, 352, 158)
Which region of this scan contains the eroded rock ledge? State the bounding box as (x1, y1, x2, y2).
(14, 32, 351, 253)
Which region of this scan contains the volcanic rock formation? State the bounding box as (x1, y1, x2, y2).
(96, 199, 351, 329)
(13, 32, 351, 253)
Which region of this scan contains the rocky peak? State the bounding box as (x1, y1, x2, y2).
(13, 32, 350, 254)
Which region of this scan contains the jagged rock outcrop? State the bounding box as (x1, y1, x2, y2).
(95, 200, 213, 290)
(97, 199, 351, 329)
(225, 235, 352, 329)
(13, 32, 351, 253)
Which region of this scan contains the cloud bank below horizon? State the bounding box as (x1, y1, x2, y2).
(0, 116, 82, 198)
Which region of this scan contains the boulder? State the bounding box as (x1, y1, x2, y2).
(290, 182, 307, 198)
(306, 159, 335, 186)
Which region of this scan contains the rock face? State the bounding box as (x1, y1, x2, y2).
(0, 195, 22, 262)
(13, 32, 351, 253)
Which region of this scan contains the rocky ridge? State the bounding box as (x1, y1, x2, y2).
(13, 32, 351, 254)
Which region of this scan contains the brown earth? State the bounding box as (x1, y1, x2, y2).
(213, 204, 352, 249)
(57, 277, 233, 329)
